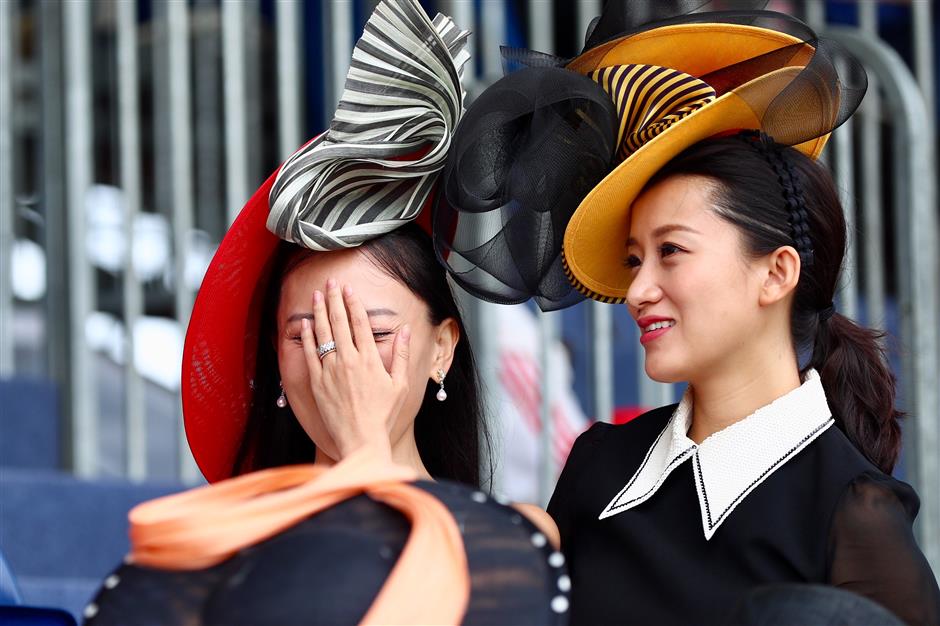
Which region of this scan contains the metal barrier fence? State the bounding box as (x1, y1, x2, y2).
(823, 24, 939, 574)
(0, 0, 937, 571)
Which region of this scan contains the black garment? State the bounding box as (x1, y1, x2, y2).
(548, 405, 940, 626)
(86, 480, 571, 626)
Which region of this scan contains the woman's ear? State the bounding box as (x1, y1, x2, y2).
(429, 318, 460, 379)
(758, 245, 801, 307)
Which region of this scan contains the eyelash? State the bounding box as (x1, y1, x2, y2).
(289, 330, 393, 343)
(623, 243, 684, 268)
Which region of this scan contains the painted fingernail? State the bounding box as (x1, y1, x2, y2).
(302, 318, 310, 330)
(313, 290, 322, 304)
(343, 285, 353, 297)
(327, 278, 336, 289)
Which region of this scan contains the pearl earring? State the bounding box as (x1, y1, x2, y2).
(276, 382, 288, 408)
(436, 369, 447, 402)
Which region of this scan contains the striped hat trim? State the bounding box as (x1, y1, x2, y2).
(561, 248, 626, 305)
(588, 64, 716, 162)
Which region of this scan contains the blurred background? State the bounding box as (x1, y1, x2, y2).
(0, 0, 938, 620)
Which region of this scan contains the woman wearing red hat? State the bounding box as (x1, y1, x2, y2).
(434, 2, 940, 624)
(83, 4, 576, 624)
(181, 0, 491, 489)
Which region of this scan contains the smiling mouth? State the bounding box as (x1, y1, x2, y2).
(642, 320, 676, 334)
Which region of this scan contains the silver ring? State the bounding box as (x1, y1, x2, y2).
(317, 340, 337, 360)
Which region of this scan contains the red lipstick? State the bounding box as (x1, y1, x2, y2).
(636, 316, 676, 345)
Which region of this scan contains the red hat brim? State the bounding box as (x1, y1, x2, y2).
(182, 168, 282, 483)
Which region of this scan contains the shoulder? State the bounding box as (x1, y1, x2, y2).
(550, 404, 676, 507)
(827, 472, 940, 625)
(548, 407, 667, 533)
(803, 424, 919, 523)
(821, 429, 922, 551)
(511, 503, 560, 549)
(814, 422, 880, 467)
(833, 470, 920, 530)
(799, 421, 887, 487)
(567, 404, 677, 461)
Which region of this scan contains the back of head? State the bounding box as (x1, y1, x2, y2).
(651, 133, 901, 473)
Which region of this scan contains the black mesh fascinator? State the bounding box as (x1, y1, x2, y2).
(434, 1, 867, 308)
(434, 67, 619, 310)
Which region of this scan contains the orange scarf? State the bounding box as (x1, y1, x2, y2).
(127, 447, 470, 625)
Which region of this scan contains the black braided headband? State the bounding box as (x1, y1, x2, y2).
(737, 131, 840, 322)
(737, 131, 815, 267)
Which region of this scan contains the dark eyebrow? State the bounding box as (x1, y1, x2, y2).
(626, 224, 702, 247)
(286, 308, 397, 323)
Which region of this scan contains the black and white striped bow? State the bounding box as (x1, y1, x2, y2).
(267, 0, 470, 251)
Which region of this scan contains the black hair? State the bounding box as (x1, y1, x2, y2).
(648, 133, 902, 474)
(232, 223, 492, 488)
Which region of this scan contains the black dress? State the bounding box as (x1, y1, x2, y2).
(548, 378, 940, 626)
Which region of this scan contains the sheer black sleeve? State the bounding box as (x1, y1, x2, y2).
(547, 422, 609, 548)
(827, 471, 940, 626)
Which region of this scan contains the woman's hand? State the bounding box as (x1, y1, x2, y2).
(300, 278, 411, 461)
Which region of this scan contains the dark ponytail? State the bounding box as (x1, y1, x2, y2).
(811, 314, 901, 473)
(651, 134, 902, 473)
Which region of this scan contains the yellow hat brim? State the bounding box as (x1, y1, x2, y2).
(562, 64, 828, 302)
(567, 22, 815, 77)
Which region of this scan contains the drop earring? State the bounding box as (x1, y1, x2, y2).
(276, 382, 288, 408)
(436, 369, 447, 402)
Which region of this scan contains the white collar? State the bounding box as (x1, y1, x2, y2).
(599, 369, 834, 539)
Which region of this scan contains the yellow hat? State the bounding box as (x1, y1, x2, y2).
(563, 20, 845, 302)
(434, 9, 865, 309)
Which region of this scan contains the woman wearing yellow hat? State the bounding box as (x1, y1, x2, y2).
(434, 3, 940, 624)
